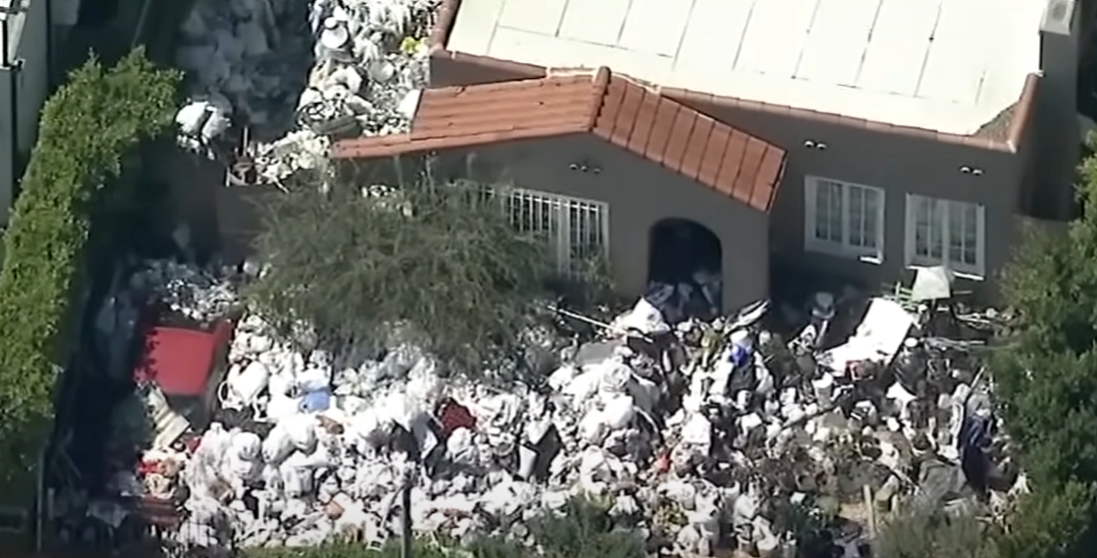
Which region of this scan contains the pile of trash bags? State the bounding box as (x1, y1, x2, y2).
(67, 260, 1026, 557)
(173, 0, 435, 185)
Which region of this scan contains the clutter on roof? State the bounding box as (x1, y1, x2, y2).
(173, 0, 436, 185)
(54, 261, 1023, 557)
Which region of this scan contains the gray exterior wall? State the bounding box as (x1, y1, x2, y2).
(0, 0, 50, 225)
(213, 134, 773, 312)
(430, 57, 1040, 298)
(672, 97, 1036, 295)
(441, 135, 772, 311)
(1034, 0, 1083, 220)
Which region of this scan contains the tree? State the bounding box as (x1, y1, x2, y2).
(245, 163, 551, 372)
(0, 49, 179, 492)
(990, 136, 1097, 557)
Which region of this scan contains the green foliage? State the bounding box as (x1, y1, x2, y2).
(0, 49, 179, 482)
(242, 497, 642, 558)
(525, 497, 644, 558)
(995, 482, 1097, 558)
(991, 133, 1097, 557)
(243, 539, 458, 558)
(874, 505, 998, 558)
(246, 170, 551, 371)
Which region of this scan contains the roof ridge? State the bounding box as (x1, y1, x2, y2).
(583, 67, 612, 132)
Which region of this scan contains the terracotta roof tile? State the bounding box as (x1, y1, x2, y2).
(333, 67, 787, 212)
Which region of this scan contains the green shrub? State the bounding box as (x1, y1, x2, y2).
(0, 49, 178, 484)
(990, 133, 1097, 556)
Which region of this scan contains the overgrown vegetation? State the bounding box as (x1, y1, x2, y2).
(243, 497, 643, 558)
(246, 165, 558, 371)
(875, 505, 998, 558)
(0, 49, 179, 484)
(987, 135, 1097, 558)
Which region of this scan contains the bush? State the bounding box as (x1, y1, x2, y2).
(0, 49, 178, 483)
(874, 505, 998, 558)
(991, 134, 1097, 557)
(242, 497, 642, 558)
(245, 169, 551, 372)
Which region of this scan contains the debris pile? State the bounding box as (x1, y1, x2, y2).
(173, 0, 436, 185)
(66, 262, 1023, 556)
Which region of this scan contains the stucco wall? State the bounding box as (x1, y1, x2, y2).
(215, 135, 772, 312)
(434, 135, 771, 311)
(673, 98, 1029, 295)
(0, 70, 11, 223)
(0, 0, 51, 225)
(429, 55, 1041, 299)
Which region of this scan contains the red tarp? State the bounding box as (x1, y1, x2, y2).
(132, 321, 232, 397)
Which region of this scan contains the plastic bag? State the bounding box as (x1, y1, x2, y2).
(281, 464, 313, 498)
(602, 395, 636, 430)
(231, 431, 262, 461)
(226, 454, 262, 482)
(175, 102, 211, 136)
(262, 426, 295, 465)
(447, 427, 478, 467)
(284, 414, 318, 453)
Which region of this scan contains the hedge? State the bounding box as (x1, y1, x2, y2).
(0, 49, 179, 484)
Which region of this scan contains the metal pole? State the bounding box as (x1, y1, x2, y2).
(400, 470, 412, 558)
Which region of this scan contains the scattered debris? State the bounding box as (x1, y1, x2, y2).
(173, 0, 436, 186)
(50, 259, 1023, 557)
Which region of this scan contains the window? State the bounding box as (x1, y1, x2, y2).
(497, 188, 609, 277)
(804, 177, 885, 261)
(905, 194, 986, 278)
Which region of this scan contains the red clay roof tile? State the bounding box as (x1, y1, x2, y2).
(333, 67, 787, 212)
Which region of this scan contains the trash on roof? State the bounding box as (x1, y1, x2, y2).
(172, 0, 436, 187)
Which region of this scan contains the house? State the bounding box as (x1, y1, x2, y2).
(400, 0, 1088, 301)
(333, 69, 787, 311)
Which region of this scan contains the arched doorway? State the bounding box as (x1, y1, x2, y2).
(647, 218, 723, 321)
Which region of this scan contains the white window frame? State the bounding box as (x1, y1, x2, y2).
(493, 187, 610, 278)
(904, 194, 986, 279)
(804, 176, 886, 263)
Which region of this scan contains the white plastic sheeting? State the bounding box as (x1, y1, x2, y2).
(173, 0, 436, 185)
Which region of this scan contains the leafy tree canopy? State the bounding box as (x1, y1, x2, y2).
(992, 136, 1097, 557)
(245, 165, 551, 371)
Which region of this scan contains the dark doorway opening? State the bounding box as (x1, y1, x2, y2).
(647, 218, 723, 321)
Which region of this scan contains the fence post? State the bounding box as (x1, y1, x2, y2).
(400, 466, 413, 558)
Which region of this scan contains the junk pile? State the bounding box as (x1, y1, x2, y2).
(70, 262, 1023, 556)
(173, 0, 436, 185)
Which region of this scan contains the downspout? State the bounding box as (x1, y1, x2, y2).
(131, 0, 154, 49)
(8, 61, 18, 202)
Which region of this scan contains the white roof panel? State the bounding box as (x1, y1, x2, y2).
(916, 0, 992, 104)
(618, 0, 693, 57)
(556, 0, 631, 46)
(735, 0, 814, 78)
(857, 0, 941, 96)
(794, 0, 881, 85)
(496, 0, 568, 36)
(449, 0, 1046, 134)
(674, 0, 751, 74)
